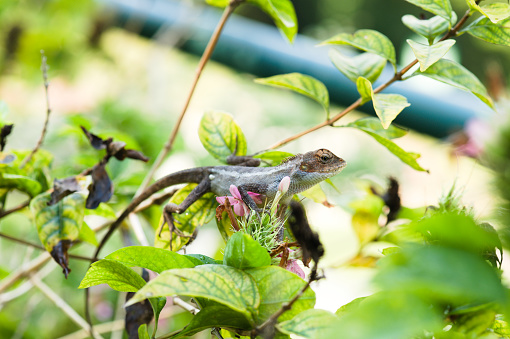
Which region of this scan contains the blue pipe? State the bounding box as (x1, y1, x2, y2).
(100, 0, 494, 138)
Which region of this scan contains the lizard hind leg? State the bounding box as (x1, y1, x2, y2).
(159, 179, 211, 251)
(160, 203, 194, 251)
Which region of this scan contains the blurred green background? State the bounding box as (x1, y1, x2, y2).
(0, 0, 508, 338)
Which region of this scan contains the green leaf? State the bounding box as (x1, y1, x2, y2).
(381, 247, 401, 256)
(126, 265, 259, 323)
(138, 324, 150, 339)
(205, 0, 229, 7)
(405, 0, 454, 23)
(184, 253, 222, 265)
(0, 172, 42, 197)
(11, 149, 53, 176)
(328, 291, 442, 338)
(335, 297, 366, 318)
(402, 14, 453, 43)
(105, 246, 197, 273)
(407, 39, 456, 71)
(353, 77, 410, 129)
(246, 0, 297, 43)
(344, 117, 408, 139)
(396, 206, 427, 220)
(414, 59, 495, 109)
(255, 73, 329, 115)
(155, 184, 216, 251)
(79, 259, 146, 291)
(300, 184, 329, 206)
(30, 192, 85, 252)
(84, 202, 116, 219)
(411, 213, 502, 254)
(329, 50, 387, 83)
(450, 308, 497, 336)
(247, 266, 315, 324)
(216, 209, 236, 243)
(375, 245, 508, 305)
(355, 128, 428, 172)
(224, 232, 271, 269)
(171, 305, 253, 338)
(468, 0, 510, 23)
(356, 77, 373, 105)
(373, 93, 411, 129)
(463, 17, 510, 46)
(198, 111, 247, 162)
(78, 222, 98, 246)
(254, 151, 294, 166)
(277, 309, 338, 339)
(150, 297, 166, 336)
(321, 30, 397, 70)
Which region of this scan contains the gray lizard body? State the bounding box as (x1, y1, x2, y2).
(94, 149, 346, 257)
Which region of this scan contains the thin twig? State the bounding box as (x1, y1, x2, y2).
(267, 9, 474, 151)
(20, 50, 52, 169)
(0, 200, 30, 218)
(0, 252, 51, 293)
(0, 231, 95, 262)
(173, 296, 199, 315)
(0, 262, 53, 307)
(58, 307, 176, 339)
(136, 0, 242, 194)
(251, 262, 320, 338)
(30, 274, 105, 339)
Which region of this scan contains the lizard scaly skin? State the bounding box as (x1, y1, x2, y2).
(94, 149, 346, 258)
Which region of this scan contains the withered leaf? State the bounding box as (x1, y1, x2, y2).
(125, 269, 154, 339)
(0, 124, 13, 151)
(382, 177, 401, 223)
(48, 176, 81, 205)
(107, 140, 126, 155)
(121, 149, 149, 162)
(108, 142, 149, 162)
(51, 240, 72, 278)
(80, 126, 106, 150)
(288, 200, 324, 265)
(81, 126, 149, 162)
(86, 163, 113, 209)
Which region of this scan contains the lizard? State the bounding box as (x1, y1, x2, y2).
(93, 148, 346, 258)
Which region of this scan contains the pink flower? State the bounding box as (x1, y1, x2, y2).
(278, 176, 291, 194)
(286, 259, 305, 279)
(216, 185, 262, 217)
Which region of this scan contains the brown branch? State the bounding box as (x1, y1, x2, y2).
(0, 200, 30, 218)
(251, 262, 320, 338)
(20, 50, 52, 169)
(267, 9, 474, 151)
(136, 0, 242, 194)
(0, 232, 95, 262)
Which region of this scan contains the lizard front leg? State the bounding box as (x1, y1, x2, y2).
(237, 186, 262, 213)
(161, 178, 211, 249)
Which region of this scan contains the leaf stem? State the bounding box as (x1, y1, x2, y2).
(267, 9, 474, 151)
(136, 1, 241, 195)
(30, 274, 105, 339)
(0, 231, 94, 262)
(0, 200, 30, 219)
(20, 50, 52, 169)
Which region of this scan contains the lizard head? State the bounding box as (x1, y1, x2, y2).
(299, 149, 346, 176)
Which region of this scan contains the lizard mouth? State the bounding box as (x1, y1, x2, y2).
(325, 158, 347, 173)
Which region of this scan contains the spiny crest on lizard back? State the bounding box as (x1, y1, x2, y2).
(299, 149, 346, 173)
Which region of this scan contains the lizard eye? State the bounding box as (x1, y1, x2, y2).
(320, 154, 331, 163)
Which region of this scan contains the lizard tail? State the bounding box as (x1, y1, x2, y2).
(92, 168, 209, 260)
